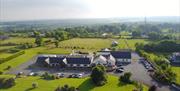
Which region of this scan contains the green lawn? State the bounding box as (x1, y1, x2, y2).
(172, 66, 180, 85)
(117, 39, 148, 50)
(0, 47, 71, 72)
(0, 75, 148, 91)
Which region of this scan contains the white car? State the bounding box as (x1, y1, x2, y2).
(78, 74, 83, 78)
(29, 72, 35, 76)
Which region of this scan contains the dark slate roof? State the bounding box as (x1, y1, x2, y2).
(36, 56, 48, 64)
(66, 57, 91, 64)
(48, 57, 65, 64)
(110, 51, 131, 59)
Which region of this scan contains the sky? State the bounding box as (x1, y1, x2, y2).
(0, 0, 180, 21)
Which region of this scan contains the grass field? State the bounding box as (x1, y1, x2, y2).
(0, 38, 112, 72)
(117, 39, 148, 50)
(0, 37, 52, 45)
(172, 66, 180, 84)
(0, 46, 16, 58)
(57, 38, 112, 52)
(0, 53, 15, 58)
(0, 47, 71, 72)
(0, 46, 15, 50)
(0, 75, 148, 91)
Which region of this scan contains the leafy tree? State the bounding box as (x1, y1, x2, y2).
(91, 65, 107, 86)
(119, 72, 132, 84)
(55, 41, 59, 48)
(0, 77, 15, 88)
(35, 36, 43, 46)
(148, 32, 161, 40)
(132, 30, 141, 38)
(33, 31, 40, 37)
(32, 82, 38, 88)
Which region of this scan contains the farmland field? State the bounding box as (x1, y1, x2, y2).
(0, 53, 15, 58)
(117, 39, 148, 50)
(57, 38, 113, 52)
(0, 75, 148, 91)
(0, 37, 52, 45)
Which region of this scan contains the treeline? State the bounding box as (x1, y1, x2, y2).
(136, 40, 180, 53)
(0, 51, 25, 64)
(1, 22, 179, 40)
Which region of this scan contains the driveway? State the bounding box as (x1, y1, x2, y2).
(112, 52, 178, 91)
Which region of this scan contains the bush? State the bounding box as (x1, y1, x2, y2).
(41, 72, 55, 80)
(32, 82, 38, 88)
(55, 84, 78, 91)
(119, 72, 132, 84)
(0, 71, 3, 75)
(148, 85, 157, 91)
(0, 77, 16, 88)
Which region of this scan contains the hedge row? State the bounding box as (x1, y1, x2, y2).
(0, 51, 25, 64)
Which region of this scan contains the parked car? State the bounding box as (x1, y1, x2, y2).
(29, 72, 35, 76)
(147, 67, 154, 72)
(57, 73, 65, 78)
(76, 74, 83, 78)
(68, 74, 76, 78)
(117, 67, 124, 70)
(115, 68, 124, 73)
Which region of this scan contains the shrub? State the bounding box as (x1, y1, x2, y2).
(55, 84, 77, 91)
(0, 71, 3, 75)
(41, 72, 55, 80)
(32, 82, 38, 88)
(0, 77, 16, 88)
(148, 85, 157, 91)
(119, 72, 132, 84)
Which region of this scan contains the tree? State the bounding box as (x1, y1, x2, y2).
(148, 85, 157, 91)
(35, 36, 43, 46)
(90, 65, 107, 86)
(33, 31, 40, 37)
(119, 72, 132, 84)
(0, 77, 15, 88)
(148, 32, 161, 40)
(132, 30, 141, 38)
(55, 41, 59, 48)
(32, 82, 38, 88)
